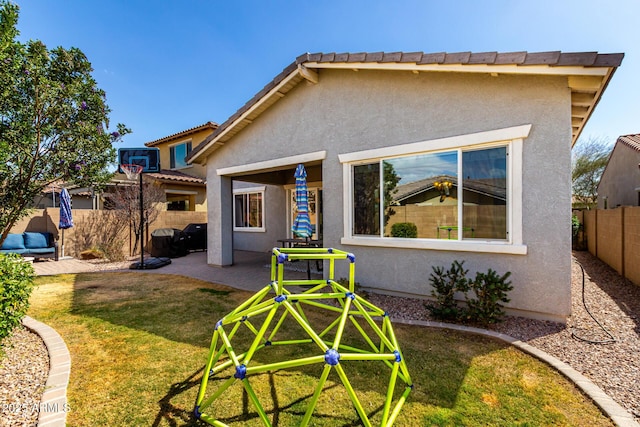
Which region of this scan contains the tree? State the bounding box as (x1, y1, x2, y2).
(108, 179, 165, 256)
(0, 2, 129, 244)
(572, 136, 612, 209)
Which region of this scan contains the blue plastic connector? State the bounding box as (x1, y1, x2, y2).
(241, 316, 248, 322)
(234, 364, 247, 380)
(264, 340, 272, 346)
(347, 253, 356, 263)
(215, 319, 223, 330)
(194, 405, 202, 418)
(277, 253, 288, 264)
(394, 350, 402, 362)
(328, 248, 334, 253)
(346, 292, 355, 300)
(384, 311, 389, 318)
(275, 294, 287, 303)
(324, 348, 341, 366)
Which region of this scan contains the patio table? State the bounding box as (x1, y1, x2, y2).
(276, 238, 323, 278)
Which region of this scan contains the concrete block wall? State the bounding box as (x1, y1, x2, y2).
(623, 207, 640, 285)
(595, 208, 624, 275)
(583, 206, 640, 286)
(7, 209, 207, 259)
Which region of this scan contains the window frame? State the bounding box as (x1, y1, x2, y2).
(169, 140, 193, 170)
(338, 125, 531, 255)
(233, 186, 266, 232)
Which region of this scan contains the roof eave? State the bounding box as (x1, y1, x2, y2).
(188, 64, 316, 165)
(145, 121, 219, 148)
(187, 51, 623, 163)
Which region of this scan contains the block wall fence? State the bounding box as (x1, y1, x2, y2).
(581, 207, 640, 286)
(8, 208, 207, 259)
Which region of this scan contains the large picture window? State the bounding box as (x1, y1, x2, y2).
(340, 125, 530, 254)
(170, 141, 192, 169)
(353, 147, 506, 240)
(233, 188, 265, 231)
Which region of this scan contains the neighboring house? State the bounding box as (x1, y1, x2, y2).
(112, 121, 217, 211)
(188, 51, 623, 322)
(597, 134, 640, 209)
(33, 122, 218, 211)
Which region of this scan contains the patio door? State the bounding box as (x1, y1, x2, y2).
(289, 187, 322, 240)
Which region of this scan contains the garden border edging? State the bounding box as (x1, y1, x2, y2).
(21, 314, 638, 427)
(398, 318, 639, 427)
(22, 316, 70, 427)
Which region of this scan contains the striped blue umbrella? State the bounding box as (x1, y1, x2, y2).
(291, 164, 313, 238)
(59, 188, 73, 229)
(59, 188, 73, 258)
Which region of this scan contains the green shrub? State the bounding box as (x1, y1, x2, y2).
(466, 269, 513, 325)
(427, 260, 512, 325)
(426, 260, 470, 321)
(0, 253, 35, 341)
(571, 215, 581, 237)
(390, 222, 418, 238)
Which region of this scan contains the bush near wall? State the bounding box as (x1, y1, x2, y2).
(0, 254, 35, 341)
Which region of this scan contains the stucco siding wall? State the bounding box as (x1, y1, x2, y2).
(205, 69, 572, 321)
(597, 143, 640, 209)
(232, 182, 287, 253)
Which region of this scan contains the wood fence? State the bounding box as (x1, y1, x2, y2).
(578, 207, 640, 286)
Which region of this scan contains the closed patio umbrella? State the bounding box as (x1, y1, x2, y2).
(59, 187, 73, 258)
(291, 164, 313, 239)
(291, 164, 314, 279)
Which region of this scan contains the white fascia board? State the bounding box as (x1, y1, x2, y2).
(190, 68, 303, 164)
(233, 186, 266, 194)
(217, 151, 327, 176)
(305, 62, 610, 77)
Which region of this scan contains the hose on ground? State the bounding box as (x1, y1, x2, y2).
(571, 256, 616, 345)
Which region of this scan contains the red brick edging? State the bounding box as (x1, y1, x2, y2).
(21, 316, 70, 427)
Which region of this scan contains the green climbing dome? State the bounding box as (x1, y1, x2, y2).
(194, 247, 412, 426)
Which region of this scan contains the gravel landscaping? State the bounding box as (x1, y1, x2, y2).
(0, 327, 49, 426)
(1, 250, 638, 425)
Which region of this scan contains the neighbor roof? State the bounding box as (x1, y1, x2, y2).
(188, 51, 624, 164)
(618, 134, 640, 151)
(145, 121, 218, 147)
(146, 169, 205, 185)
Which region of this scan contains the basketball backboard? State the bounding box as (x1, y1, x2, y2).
(118, 148, 160, 173)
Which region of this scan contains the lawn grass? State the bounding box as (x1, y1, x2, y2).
(29, 272, 613, 426)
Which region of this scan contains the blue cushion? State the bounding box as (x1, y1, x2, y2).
(23, 232, 49, 249)
(0, 248, 28, 255)
(1, 233, 26, 250)
(28, 247, 55, 255)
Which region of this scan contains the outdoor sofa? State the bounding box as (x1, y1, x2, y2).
(0, 232, 59, 261)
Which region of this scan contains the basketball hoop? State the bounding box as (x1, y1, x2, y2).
(121, 164, 143, 181)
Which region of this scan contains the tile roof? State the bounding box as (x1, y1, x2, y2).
(188, 51, 624, 164)
(146, 169, 205, 185)
(617, 134, 640, 151)
(300, 51, 623, 67)
(145, 121, 218, 147)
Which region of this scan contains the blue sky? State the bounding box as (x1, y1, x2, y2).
(14, 0, 640, 149)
